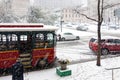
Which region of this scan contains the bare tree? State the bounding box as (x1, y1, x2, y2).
(73, 0, 104, 66)
(73, 0, 120, 66)
(96, 0, 104, 66)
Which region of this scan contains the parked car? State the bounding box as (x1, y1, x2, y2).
(89, 36, 120, 55)
(108, 25, 119, 30)
(76, 26, 88, 31)
(66, 24, 72, 27)
(57, 32, 80, 41)
(89, 38, 96, 49)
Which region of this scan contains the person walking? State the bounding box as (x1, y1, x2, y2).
(12, 58, 24, 80)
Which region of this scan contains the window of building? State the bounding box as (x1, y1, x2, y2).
(66, 14, 67, 18)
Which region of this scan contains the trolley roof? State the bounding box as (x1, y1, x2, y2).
(0, 23, 58, 32)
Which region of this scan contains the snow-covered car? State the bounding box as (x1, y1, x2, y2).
(57, 32, 80, 41)
(108, 25, 119, 30)
(76, 26, 88, 31)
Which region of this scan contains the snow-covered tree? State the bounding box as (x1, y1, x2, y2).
(27, 6, 45, 23)
(27, 6, 58, 25)
(0, 0, 20, 23)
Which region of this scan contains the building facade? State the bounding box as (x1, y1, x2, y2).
(87, 0, 120, 25)
(61, 7, 88, 23)
(34, 0, 87, 23)
(103, 3, 120, 25)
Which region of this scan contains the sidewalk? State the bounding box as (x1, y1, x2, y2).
(1, 56, 120, 80)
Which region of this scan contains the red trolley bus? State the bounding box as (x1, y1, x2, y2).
(0, 23, 58, 74)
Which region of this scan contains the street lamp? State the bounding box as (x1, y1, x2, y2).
(60, 20, 64, 32)
(60, 12, 64, 32)
(55, 9, 64, 32)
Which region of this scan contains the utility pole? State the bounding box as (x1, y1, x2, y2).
(60, 10, 64, 32)
(60, 20, 64, 32)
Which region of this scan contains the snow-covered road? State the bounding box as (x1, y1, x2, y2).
(56, 27, 120, 63)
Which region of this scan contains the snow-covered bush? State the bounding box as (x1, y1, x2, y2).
(58, 59, 69, 64)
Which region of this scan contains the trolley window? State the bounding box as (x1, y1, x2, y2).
(0, 34, 7, 51)
(20, 35, 27, 41)
(35, 33, 44, 48)
(2, 35, 7, 42)
(46, 33, 54, 48)
(36, 33, 44, 41)
(7, 34, 18, 50)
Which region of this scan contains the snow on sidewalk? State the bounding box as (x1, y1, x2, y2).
(1, 57, 120, 80)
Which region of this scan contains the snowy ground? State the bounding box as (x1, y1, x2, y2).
(1, 25, 120, 80)
(56, 27, 96, 62)
(1, 56, 120, 80)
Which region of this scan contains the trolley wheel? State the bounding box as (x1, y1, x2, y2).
(37, 59, 48, 69)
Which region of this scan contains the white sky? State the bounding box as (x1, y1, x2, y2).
(30, 0, 34, 5)
(33, 0, 87, 9)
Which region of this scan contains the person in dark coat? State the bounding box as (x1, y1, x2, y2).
(58, 34, 61, 41)
(12, 58, 24, 80)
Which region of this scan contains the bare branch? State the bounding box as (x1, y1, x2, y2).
(80, 13, 98, 22)
(73, 9, 98, 22)
(103, 3, 120, 9)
